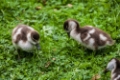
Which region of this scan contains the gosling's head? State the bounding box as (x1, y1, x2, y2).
(64, 19, 79, 32)
(104, 58, 120, 73)
(27, 31, 40, 49)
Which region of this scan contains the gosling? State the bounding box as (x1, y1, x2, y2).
(63, 19, 115, 50)
(104, 58, 120, 80)
(12, 24, 40, 53)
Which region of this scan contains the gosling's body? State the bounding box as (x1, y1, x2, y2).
(12, 24, 40, 52)
(64, 19, 115, 50)
(104, 58, 120, 80)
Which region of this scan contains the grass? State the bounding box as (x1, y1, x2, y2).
(0, 0, 120, 80)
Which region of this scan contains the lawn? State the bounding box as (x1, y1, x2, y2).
(0, 0, 120, 80)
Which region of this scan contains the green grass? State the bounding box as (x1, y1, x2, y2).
(0, 0, 120, 80)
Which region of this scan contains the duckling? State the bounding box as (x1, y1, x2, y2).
(12, 24, 40, 53)
(63, 19, 115, 50)
(104, 58, 120, 80)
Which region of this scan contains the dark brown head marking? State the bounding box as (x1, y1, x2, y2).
(31, 31, 40, 41)
(64, 19, 80, 31)
(64, 20, 69, 31)
(63, 19, 80, 36)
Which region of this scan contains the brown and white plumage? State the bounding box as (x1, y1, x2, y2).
(63, 19, 115, 50)
(104, 58, 120, 80)
(12, 24, 40, 52)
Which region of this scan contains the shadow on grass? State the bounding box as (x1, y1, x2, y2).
(56, 42, 117, 59)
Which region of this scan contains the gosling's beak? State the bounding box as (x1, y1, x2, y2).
(66, 31, 70, 38)
(103, 69, 109, 73)
(36, 43, 40, 50)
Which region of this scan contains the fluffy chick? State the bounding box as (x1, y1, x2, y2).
(104, 58, 120, 80)
(64, 19, 115, 50)
(12, 24, 40, 53)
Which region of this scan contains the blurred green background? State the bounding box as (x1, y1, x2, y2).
(0, 0, 119, 80)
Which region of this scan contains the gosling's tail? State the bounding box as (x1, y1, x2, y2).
(107, 40, 115, 46)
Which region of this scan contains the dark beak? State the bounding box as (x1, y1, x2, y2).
(103, 69, 109, 73)
(67, 32, 70, 37)
(36, 43, 40, 50)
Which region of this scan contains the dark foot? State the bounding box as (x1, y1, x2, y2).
(17, 49, 21, 60)
(16, 49, 34, 60)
